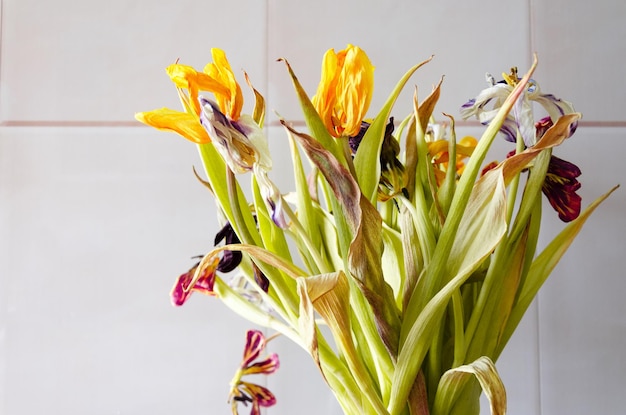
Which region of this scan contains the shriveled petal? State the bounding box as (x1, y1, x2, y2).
(461, 73, 577, 146)
(252, 264, 270, 293)
(200, 98, 268, 174)
(542, 155, 582, 222)
(170, 257, 219, 306)
(535, 116, 553, 138)
(512, 94, 536, 146)
(214, 222, 243, 273)
(337, 45, 374, 137)
(229, 382, 276, 415)
(312, 49, 340, 135)
(532, 91, 577, 122)
(166, 63, 231, 115)
(204, 48, 244, 120)
(312, 44, 374, 137)
(166, 63, 229, 95)
(254, 167, 288, 229)
(241, 330, 267, 367)
(239, 381, 277, 407)
(243, 353, 279, 375)
(135, 109, 210, 144)
(460, 82, 512, 121)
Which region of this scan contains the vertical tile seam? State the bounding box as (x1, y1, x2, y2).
(262, 0, 270, 395)
(527, 1, 544, 413)
(528, 0, 544, 412)
(264, 0, 269, 126)
(0, 0, 6, 408)
(0, 0, 5, 123)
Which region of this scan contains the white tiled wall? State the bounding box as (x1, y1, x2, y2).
(1, 1, 624, 414)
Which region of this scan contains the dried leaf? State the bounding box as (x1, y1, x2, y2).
(433, 356, 506, 415)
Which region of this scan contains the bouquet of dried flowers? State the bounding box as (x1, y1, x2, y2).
(136, 45, 617, 415)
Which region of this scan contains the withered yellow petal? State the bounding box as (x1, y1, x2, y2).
(135, 108, 210, 144)
(166, 64, 230, 96)
(165, 63, 231, 115)
(203, 48, 244, 120)
(312, 45, 374, 137)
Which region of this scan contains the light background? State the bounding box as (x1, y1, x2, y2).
(1, 1, 625, 414)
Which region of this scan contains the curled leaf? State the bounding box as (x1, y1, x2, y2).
(433, 356, 506, 415)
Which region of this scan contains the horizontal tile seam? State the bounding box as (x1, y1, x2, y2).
(2, 120, 626, 128)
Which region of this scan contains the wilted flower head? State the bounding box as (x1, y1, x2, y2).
(229, 330, 279, 415)
(460, 67, 577, 147)
(134, 50, 239, 144)
(312, 44, 375, 138)
(350, 118, 407, 200)
(428, 135, 478, 186)
(200, 97, 269, 174)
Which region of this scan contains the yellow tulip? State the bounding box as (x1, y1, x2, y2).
(135, 48, 242, 144)
(312, 45, 374, 138)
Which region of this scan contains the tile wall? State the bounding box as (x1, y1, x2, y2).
(1, 1, 624, 414)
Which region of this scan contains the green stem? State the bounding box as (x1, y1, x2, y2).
(282, 200, 331, 274)
(451, 289, 466, 368)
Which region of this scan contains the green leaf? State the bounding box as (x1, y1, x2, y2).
(354, 56, 434, 202)
(285, 126, 324, 264)
(390, 167, 508, 415)
(282, 120, 401, 358)
(213, 277, 302, 344)
(463, 219, 531, 362)
(499, 184, 619, 352)
(197, 143, 261, 246)
(279, 58, 339, 158)
(400, 57, 539, 340)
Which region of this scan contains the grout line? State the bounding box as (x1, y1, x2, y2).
(264, 0, 270, 122)
(0, 121, 143, 127)
(3, 120, 626, 128)
(528, 0, 537, 58)
(262, 0, 270, 392)
(0, 0, 4, 121)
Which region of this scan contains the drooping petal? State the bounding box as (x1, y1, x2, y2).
(532, 92, 577, 125)
(461, 70, 578, 146)
(542, 155, 582, 222)
(459, 80, 512, 121)
(170, 257, 219, 306)
(239, 381, 277, 407)
(200, 98, 260, 173)
(229, 329, 279, 415)
(229, 381, 276, 415)
(166, 63, 231, 115)
(241, 330, 267, 367)
(135, 108, 210, 144)
(535, 116, 553, 138)
(252, 263, 270, 293)
(243, 353, 280, 375)
(214, 222, 243, 273)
